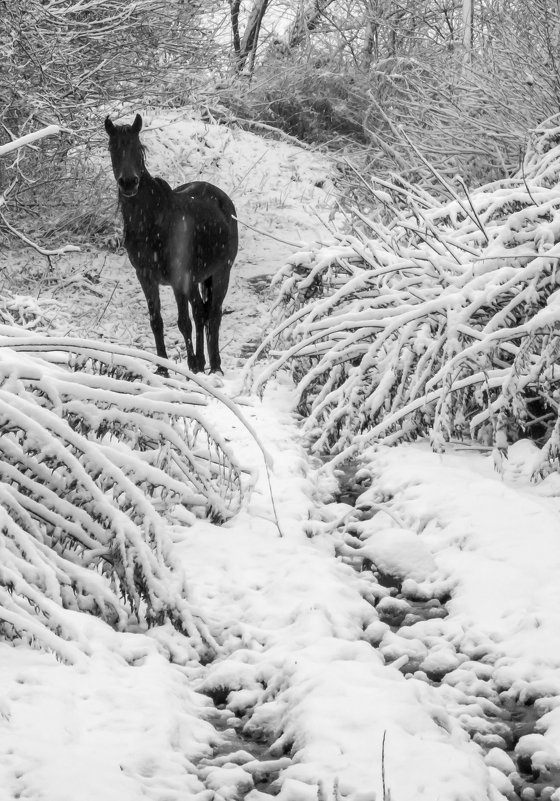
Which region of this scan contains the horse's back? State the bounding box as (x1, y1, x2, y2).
(174, 181, 236, 224)
(173, 181, 238, 267)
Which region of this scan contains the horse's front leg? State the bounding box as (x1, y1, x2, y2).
(138, 274, 168, 374)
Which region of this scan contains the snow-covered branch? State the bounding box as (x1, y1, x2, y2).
(0, 320, 255, 661)
(248, 123, 560, 478)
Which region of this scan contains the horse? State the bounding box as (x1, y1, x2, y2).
(104, 113, 238, 375)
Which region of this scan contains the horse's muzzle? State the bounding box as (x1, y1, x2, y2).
(118, 176, 139, 197)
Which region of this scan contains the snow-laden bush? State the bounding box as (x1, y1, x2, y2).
(0, 320, 253, 661)
(247, 123, 560, 478)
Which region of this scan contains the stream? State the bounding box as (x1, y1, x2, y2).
(190, 458, 560, 800)
(197, 687, 285, 798)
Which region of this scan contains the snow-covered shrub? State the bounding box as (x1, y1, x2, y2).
(0, 322, 252, 660)
(248, 124, 560, 478)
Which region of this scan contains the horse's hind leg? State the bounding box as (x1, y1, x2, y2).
(173, 289, 198, 372)
(206, 268, 231, 374)
(189, 287, 207, 373)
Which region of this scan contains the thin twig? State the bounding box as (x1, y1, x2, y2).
(399, 127, 490, 243)
(233, 214, 309, 248)
(382, 730, 388, 801)
(520, 149, 538, 206)
(95, 280, 120, 326)
(235, 117, 312, 148)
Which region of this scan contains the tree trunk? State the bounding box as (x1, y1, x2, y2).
(229, 0, 242, 68)
(362, 0, 380, 68)
(231, 0, 270, 74)
(462, 0, 473, 66)
(286, 0, 336, 50)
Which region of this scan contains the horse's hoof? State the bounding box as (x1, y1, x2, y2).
(205, 372, 224, 388)
(186, 359, 205, 373)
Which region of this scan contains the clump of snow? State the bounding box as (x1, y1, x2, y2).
(420, 645, 465, 679)
(201, 762, 255, 798)
(379, 629, 428, 668)
(485, 747, 517, 775)
(356, 524, 438, 581)
(516, 732, 560, 774)
(503, 438, 543, 482)
(376, 595, 411, 626)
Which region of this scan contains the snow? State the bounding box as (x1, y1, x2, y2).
(2, 109, 560, 800)
(0, 631, 214, 801)
(355, 440, 560, 788)
(355, 523, 438, 581)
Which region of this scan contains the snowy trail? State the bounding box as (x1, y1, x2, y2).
(2, 113, 560, 801)
(173, 385, 499, 801)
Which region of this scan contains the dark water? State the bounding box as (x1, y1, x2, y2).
(198, 690, 284, 798)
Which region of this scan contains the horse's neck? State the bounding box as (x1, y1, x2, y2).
(121, 172, 171, 231)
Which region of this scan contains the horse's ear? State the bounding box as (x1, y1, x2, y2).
(104, 116, 116, 136)
(131, 114, 142, 134)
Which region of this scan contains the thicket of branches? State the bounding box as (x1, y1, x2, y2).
(246, 122, 560, 476)
(0, 303, 252, 660)
(3, 1, 560, 246)
(220, 0, 560, 185)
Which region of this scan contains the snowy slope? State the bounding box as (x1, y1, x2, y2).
(1, 110, 560, 801)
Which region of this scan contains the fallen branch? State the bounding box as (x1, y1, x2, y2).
(0, 212, 81, 255)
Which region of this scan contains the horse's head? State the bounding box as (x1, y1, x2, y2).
(104, 113, 145, 197)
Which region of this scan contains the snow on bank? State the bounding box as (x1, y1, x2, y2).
(351, 440, 560, 794)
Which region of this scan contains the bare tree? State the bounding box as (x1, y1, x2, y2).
(229, 0, 271, 74)
(285, 0, 337, 50)
(463, 0, 474, 65)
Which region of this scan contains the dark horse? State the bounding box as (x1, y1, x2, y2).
(105, 113, 238, 374)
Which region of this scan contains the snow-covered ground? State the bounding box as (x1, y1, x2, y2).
(1, 112, 560, 801)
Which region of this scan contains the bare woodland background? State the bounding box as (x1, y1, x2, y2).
(1, 0, 560, 246)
